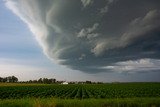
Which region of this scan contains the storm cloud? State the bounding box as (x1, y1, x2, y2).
(5, 0, 160, 73)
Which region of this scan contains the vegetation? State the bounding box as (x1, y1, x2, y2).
(0, 78, 160, 106)
(0, 76, 97, 84)
(0, 83, 160, 99)
(0, 76, 18, 83)
(0, 97, 160, 107)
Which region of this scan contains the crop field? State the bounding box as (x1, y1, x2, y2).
(1, 97, 160, 107)
(0, 83, 160, 99)
(0, 83, 160, 107)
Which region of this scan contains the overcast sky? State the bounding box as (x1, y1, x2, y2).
(0, 0, 160, 82)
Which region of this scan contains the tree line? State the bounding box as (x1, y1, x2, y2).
(0, 76, 104, 84)
(26, 78, 56, 84)
(0, 76, 18, 83)
(0, 76, 57, 84)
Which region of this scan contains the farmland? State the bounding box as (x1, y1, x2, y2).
(0, 83, 160, 107)
(0, 83, 160, 99)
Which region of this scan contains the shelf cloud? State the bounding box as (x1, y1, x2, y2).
(5, 0, 160, 73)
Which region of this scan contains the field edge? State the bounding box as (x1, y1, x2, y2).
(0, 97, 160, 107)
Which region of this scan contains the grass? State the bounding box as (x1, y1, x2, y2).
(0, 97, 160, 107)
(0, 83, 50, 86)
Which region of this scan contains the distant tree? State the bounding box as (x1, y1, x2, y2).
(2, 77, 7, 82)
(0, 76, 18, 83)
(56, 81, 63, 84)
(43, 78, 49, 84)
(0, 77, 3, 82)
(38, 78, 43, 83)
(7, 76, 12, 82)
(86, 81, 92, 84)
(11, 76, 18, 82)
(33, 80, 38, 83)
(48, 78, 56, 84)
(29, 80, 33, 83)
(6, 76, 18, 83)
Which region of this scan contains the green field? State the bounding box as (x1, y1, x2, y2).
(1, 97, 160, 107)
(0, 83, 160, 107)
(0, 83, 160, 99)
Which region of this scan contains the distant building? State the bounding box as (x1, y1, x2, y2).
(62, 81, 68, 85)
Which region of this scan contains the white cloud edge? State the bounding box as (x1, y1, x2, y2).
(81, 0, 93, 7)
(101, 58, 160, 73)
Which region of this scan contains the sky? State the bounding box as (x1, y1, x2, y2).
(0, 0, 160, 82)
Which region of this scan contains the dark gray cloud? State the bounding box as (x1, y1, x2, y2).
(6, 0, 160, 73)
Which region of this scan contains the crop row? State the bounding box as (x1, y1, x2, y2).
(0, 83, 160, 99)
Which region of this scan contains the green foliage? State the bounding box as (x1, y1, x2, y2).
(0, 98, 160, 107)
(0, 83, 160, 106)
(0, 76, 18, 83)
(0, 83, 160, 99)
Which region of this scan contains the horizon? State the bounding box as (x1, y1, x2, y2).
(0, 0, 160, 82)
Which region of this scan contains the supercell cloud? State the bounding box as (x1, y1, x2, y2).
(5, 0, 160, 73)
